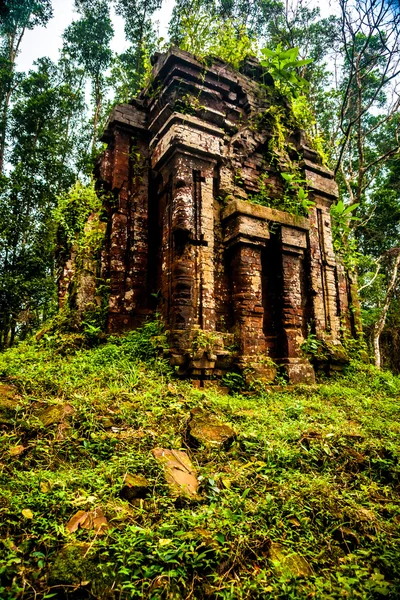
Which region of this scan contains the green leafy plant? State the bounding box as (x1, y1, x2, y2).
(178, 6, 256, 69)
(221, 371, 245, 393)
(281, 171, 315, 215)
(54, 180, 103, 248)
(249, 166, 315, 217)
(247, 173, 272, 207)
(331, 200, 360, 269)
(191, 329, 219, 353)
(260, 44, 312, 98)
(301, 331, 324, 358)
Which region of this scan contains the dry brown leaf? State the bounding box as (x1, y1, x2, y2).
(288, 517, 301, 527)
(66, 510, 88, 533)
(81, 508, 108, 534)
(9, 445, 25, 457)
(66, 508, 108, 535)
(40, 481, 50, 493)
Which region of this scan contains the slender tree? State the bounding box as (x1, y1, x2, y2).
(63, 0, 113, 157)
(0, 0, 53, 174)
(0, 57, 85, 346)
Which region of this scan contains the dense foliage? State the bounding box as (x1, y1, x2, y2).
(1, 329, 400, 598)
(1, 3, 400, 597)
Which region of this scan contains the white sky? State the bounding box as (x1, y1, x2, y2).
(16, 0, 175, 72)
(16, 0, 337, 73)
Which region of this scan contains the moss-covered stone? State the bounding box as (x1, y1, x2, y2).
(49, 543, 113, 598)
(37, 402, 74, 427)
(120, 473, 150, 501)
(0, 382, 20, 424)
(152, 447, 199, 500)
(269, 542, 312, 577)
(187, 408, 235, 448)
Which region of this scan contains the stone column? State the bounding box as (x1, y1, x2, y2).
(124, 137, 150, 323)
(231, 244, 265, 355)
(107, 127, 131, 331)
(302, 155, 342, 343)
(198, 173, 216, 331)
(280, 226, 315, 383)
(169, 156, 197, 331)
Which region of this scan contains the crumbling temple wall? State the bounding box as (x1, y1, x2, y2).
(59, 48, 361, 384)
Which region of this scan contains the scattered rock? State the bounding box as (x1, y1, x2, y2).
(49, 542, 108, 594)
(187, 408, 235, 448)
(152, 448, 199, 499)
(357, 508, 375, 522)
(0, 383, 20, 423)
(66, 508, 108, 535)
(269, 543, 312, 577)
(120, 473, 150, 501)
(37, 402, 74, 427)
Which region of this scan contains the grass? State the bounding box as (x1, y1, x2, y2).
(0, 324, 400, 599)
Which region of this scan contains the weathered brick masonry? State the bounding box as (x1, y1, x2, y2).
(63, 48, 360, 383)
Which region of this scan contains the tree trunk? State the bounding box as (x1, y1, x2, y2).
(373, 251, 400, 369)
(0, 26, 27, 174)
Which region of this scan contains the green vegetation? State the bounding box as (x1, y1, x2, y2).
(1, 2, 400, 597)
(248, 167, 314, 218)
(1, 327, 400, 598)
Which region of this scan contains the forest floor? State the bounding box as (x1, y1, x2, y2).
(1, 323, 400, 599)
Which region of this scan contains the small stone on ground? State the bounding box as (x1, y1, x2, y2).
(187, 408, 235, 448)
(152, 448, 199, 499)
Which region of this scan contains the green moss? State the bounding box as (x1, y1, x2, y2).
(1, 332, 400, 598)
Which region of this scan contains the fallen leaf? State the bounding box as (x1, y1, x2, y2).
(288, 517, 301, 527)
(9, 445, 25, 457)
(66, 510, 88, 533)
(66, 508, 108, 535)
(40, 481, 50, 493)
(82, 507, 108, 534)
(22, 509, 33, 519)
(158, 538, 172, 546)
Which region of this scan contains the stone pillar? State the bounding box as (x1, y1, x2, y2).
(107, 127, 131, 330)
(280, 226, 315, 383)
(198, 172, 216, 331)
(302, 155, 342, 344)
(124, 137, 150, 323)
(231, 244, 265, 357)
(169, 158, 197, 330)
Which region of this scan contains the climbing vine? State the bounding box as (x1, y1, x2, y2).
(248, 164, 315, 217)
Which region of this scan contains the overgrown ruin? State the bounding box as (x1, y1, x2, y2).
(59, 48, 360, 384)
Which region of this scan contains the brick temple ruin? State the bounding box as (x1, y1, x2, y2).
(60, 48, 360, 384)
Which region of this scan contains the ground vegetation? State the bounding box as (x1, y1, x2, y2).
(0, 327, 400, 598)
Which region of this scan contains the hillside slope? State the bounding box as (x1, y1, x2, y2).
(1, 325, 400, 599)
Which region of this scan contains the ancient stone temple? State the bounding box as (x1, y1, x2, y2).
(62, 47, 360, 384)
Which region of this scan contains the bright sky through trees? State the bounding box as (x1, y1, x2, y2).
(16, 0, 335, 74)
(16, 0, 175, 72)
